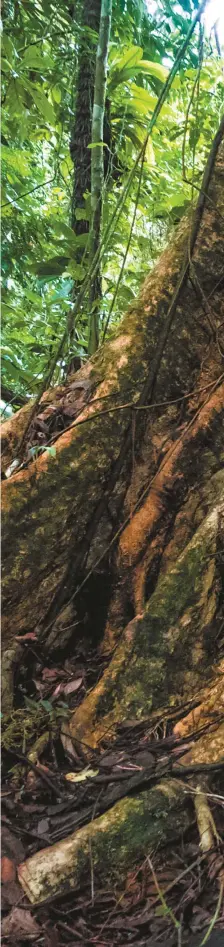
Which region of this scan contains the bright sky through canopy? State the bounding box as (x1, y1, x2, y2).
(146, 0, 224, 47)
(205, 0, 224, 43)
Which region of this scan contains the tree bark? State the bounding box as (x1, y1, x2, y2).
(2, 124, 224, 909)
(1, 125, 224, 719)
(18, 779, 192, 903)
(88, 0, 112, 355)
(70, 0, 101, 236)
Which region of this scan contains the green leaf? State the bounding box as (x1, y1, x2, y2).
(1, 146, 30, 176)
(32, 256, 69, 277)
(111, 45, 143, 71)
(53, 221, 77, 244)
(40, 699, 54, 712)
(6, 80, 24, 117)
(1, 345, 16, 357)
(8, 330, 36, 344)
(1, 58, 12, 73)
(75, 207, 87, 221)
(25, 290, 43, 304)
(87, 142, 109, 149)
(45, 446, 56, 457)
(155, 905, 169, 917)
(111, 60, 168, 89)
(145, 137, 155, 165)
(138, 60, 168, 82)
(122, 85, 157, 116)
(118, 285, 135, 301)
(26, 84, 55, 124)
(22, 47, 53, 71)
(51, 84, 62, 103)
(2, 35, 15, 64)
(67, 262, 86, 280)
(24, 697, 39, 711)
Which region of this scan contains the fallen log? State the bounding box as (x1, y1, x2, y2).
(18, 778, 191, 904)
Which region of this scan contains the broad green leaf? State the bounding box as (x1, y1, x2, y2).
(60, 157, 73, 178)
(75, 233, 89, 248)
(145, 137, 155, 165)
(110, 45, 143, 71)
(25, 83, 55, 123)
(40, 699, 54, 711)
(118, 285, 135, 300)
(122, 85, 157, 116)
(138, 60, 168, 82)
(25, 696, 40, 711)
(1, 58, 12, 73)
(6, 79, 24, 117)
(32, 256, 69, 277)
(111, 60, 168, 88)
(1, 146, 31, 176)
(25, 290, 43, 304)
(52, 84, 62, 103)
(53, 221, 77, 243)
(130, 83, 157, 107)
(75, 207, 87, 221)
(2, 35, 15, 64)
(109, 46, 144, 90)
(1, 345, 15, 357)
(67, 262, 86, 280)
(22, 47, 53, 70)
(1, 358, 30, 383)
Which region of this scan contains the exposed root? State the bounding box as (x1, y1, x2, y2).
(194, 784, 221, 852)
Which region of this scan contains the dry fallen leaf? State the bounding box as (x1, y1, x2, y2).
(14, 632, 37, 643)
(60, 727, 80, 761)
(65, 767, 99, 782)
(63, 677, 83, 696)
(37, 405, 58, 421)
(2, 906, 40, 939)
(1, 855, 16, 883)
(42, 667, 62, 681)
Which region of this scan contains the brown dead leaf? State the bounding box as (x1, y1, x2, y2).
(62, 396, 85, 417)
(63, 677, 83, 696)
(52, 682, 64, 697)
(42, 667, 63, 681)
(1, 826, 25, 864)
(35, 418, 49, 433)
(1, 855, 16, 883)
(2, 906, 39, 939)
(14, 632, 37, 643)
(1, 880, 22, 909)
(69, 380, 90, 393)
(60, 727, 79, 762)
(37, 405, 58, 421)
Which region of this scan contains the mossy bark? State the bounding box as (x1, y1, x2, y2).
(70, 497, 224, 747)
(18, 779, 191, 904)
(2, 129, 224, 912)
(1, 133, 224, 713)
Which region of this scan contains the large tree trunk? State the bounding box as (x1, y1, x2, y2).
(1, 126, 224, 905)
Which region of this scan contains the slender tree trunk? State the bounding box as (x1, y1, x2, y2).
(69, 0, 112, 355)
(88, 0, 112, 355)
(70, 0, 101, 237)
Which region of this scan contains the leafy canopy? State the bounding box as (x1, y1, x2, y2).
(1, 0, 224, 405)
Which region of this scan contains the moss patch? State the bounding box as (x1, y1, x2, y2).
(70, 501, 222, 746)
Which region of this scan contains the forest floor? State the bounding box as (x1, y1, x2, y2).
(2, 638, 224, 946)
